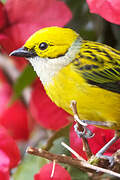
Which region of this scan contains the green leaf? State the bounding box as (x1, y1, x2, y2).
(45, 123, 72, 151)
(13, 154, 48, 180)
(79, 30, 97, 41)
(69, 166, 89, 180)
(1, 0, 6, 3)
(50, 137, 70, 156)
(12, 65, 37, 102)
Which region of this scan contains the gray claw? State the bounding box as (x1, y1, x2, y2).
(109, 156, 114, 167)
(95, 154, 114, 167)
(74, 123, 94, 139)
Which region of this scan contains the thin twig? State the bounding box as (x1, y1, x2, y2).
(61, 141, 85, 161)
(51, 160, 56, 178)
(26, 147, 120, 178)
(71, 100, 92, 159)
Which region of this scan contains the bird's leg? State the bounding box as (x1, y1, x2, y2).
(95, 130, 120, 166)
(70, 100, 94, 138)
(70, 100, 93, 159)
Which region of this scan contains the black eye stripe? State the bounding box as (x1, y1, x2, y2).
(39, 42, 48, 50)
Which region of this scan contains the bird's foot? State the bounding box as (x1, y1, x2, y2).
(74, 123, 94, 139)
(94, 132, 120, 167)
(95, 154, 114, 167)
(70, 100, 94, 139)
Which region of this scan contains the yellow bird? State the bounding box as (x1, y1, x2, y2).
(10, 26, 120, 158)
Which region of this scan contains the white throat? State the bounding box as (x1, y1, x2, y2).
(27, 38, 82, 86)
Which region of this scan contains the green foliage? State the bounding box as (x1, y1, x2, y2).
(49, 137, 70, 156)
(69, 167, 89, 180)
(45, 123, 72, 151)
(12, 64, 37, 101)
(1, 0, 6, 3)
(13, 154, 48, 180)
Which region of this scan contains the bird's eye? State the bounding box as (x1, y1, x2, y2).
(39, 42, 48, 50)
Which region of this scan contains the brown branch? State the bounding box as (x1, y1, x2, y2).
(26, 147, 120, 178)
(71, 100, 92, 159)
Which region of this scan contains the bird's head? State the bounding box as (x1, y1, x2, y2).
(10, 26, 79, 58)
(10, 26, 82, 85)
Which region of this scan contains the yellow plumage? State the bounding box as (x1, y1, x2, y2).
(10, 26, 120, 130)
(46, 62, 120, 130)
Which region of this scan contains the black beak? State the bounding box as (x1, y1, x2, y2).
(9, 47, 37, 58)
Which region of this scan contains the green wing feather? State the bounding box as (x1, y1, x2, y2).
(73, 40, 120, 93)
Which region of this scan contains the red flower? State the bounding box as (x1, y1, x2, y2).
(0, 150, 10, 180)
(86, 0, 120, 25)
(0, 100, 32, 140)
(0, 69, 32, 141)
(30, 79, 70, 130)
(0, 126, 20, 169)
(0, 3, 7, 30)
(34, 163, 71, 180)
(0, 0, 72, 69)
(70, 123, 120, 160)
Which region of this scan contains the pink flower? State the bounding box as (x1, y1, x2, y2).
(30, 79, 70, 130)
(70, 123, 120, 160)
(0, 3, 7, 30)
(0, 69, 33, 141)
(34, 163, 71, 180)
(0, 0, 72, 69)
(0, 100, 32, 140)
(86, 0, 120, 25)
(0, 126, 20, 169)
(0, 150, 10, 180)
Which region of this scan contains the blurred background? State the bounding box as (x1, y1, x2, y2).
(0, 0, 120, 179)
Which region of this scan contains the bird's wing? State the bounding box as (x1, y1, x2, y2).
(73, 40, 120, 93)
